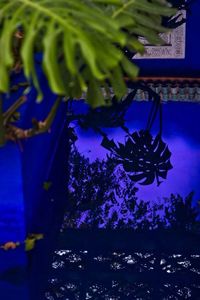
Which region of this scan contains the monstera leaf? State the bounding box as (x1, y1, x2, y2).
(101, 130, 173, 186)
(0, 0, 176, 106)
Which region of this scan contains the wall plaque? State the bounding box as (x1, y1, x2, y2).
(134, 11, 186, 59)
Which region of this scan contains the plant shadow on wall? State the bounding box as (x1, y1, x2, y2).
(67, 82, 173, 187)
(64, 86, 200, 232)
(63, 145, 200, 232)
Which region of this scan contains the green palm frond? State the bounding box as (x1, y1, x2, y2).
(0, 0, 176, 106)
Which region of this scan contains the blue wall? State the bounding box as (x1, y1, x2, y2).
(0, 70, 67, 299)
(0, 144, 27, 300)
(1, 1, 199, 243)
(0, 3, 199, 298)
(0, 143, 25, 243)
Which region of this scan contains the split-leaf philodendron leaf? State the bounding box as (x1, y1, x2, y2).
(0, 0, 176, 106)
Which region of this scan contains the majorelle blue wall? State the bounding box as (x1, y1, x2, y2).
(0, 67, 67, 233)
(135, 1, 200, 77)
(0, 4, 199, 299)
(0, 69, 67, 300)
(0, 1, 199, 244)
(0, 144, 25, 242)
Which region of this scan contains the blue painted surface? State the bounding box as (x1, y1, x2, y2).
(20, 81, 67, 233)
(0, 2, 199, 243)
(0, 248, 28, 300)
(0, 143, 25, 243)
(0, 66, 67, 299)
(0, 3, 199, 298)
(64, 101, 200, 230)
(0, 144, 27, 299)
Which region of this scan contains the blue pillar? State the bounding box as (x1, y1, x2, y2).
(0, 143, 28, 300)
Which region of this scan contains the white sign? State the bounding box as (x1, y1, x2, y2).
(134, 11, 186, 59)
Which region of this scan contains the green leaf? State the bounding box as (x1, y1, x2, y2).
(1, 19, 15, 68)
(87, 78, 105, 107)
(0, 0, 177, 106)
(131, 26, 165, 45)
(21, 13, 43, 101)
(127, 36, 145, 53)
(43, 22, 66, 95)
(76, 30, 105, 80)
(63, 31, 77, 75)
(0, 61, 9, 93)
(121, 56, 139, 78)
(115, 14, 136, 28)
(127, 11, 169, 33)
(93, 0, 123, 5)
(125, 0, 176, 16)
(110, 66, 127, 99)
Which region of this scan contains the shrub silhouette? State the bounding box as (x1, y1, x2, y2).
(62, 146, 200, 232)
